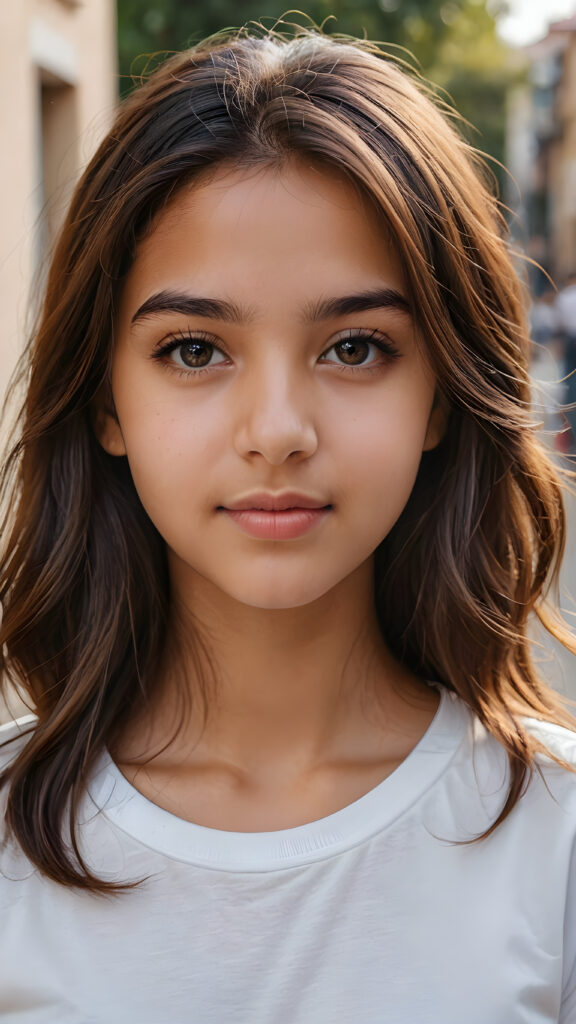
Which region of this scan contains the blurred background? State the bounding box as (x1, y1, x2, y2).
(1, 0, 575, 715)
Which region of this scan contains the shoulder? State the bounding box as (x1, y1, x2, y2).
(0, 717, 37, 872)
(0, 715, 37, 773)
(452, 698, 576, 819)
(467, 704, 576, 776)
(522, 715, 576, 769)
(515, 714, 576, 819)
(0, 716, 38, 825)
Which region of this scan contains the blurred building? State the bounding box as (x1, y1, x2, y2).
(506, 14, 576, 290)
(0, 0, 117, 402)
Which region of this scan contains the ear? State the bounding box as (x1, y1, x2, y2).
(91, 390, 127, 457)
(422, 389, 450, 452)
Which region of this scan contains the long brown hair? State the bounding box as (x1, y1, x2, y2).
(2, 22, 576, 893)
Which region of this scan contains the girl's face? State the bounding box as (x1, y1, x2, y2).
(101, 161, 446, 609)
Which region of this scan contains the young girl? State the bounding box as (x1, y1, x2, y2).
(1, 22, 576, 1023)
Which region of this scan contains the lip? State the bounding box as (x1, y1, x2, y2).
(221, 492, 331, 512)
(221, 507, 331, 540)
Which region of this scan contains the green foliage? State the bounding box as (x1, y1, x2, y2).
(116, 0, 513, 181)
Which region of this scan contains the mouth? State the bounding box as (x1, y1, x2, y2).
(218, 504, 333, 512)
(217, 504, 333, 540)
(220, 492, 333, 512)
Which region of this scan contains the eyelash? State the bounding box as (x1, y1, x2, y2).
(151, 328, 401, 378)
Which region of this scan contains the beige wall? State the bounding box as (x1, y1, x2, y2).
(0, 0, 117, 402)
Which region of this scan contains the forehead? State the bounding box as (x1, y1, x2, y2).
(120, 160, 407, 317)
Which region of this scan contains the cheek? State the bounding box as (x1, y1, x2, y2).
(337, 385, 432, 474)
(114, 393, 220, 518)
(335, 385, 432, 529)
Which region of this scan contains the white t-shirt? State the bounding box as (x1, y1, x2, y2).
(1, 685, 576, 1024)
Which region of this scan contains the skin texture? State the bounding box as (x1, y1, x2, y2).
(98, 160, 448, 829)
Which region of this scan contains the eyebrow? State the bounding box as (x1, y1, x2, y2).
(130, 287, 412, 326)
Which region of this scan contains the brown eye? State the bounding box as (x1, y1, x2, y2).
(179, 341, 214, 367)
(320, 331, 400, 370)
(152, 332, 228, 374)
(333, 339, 371, 365)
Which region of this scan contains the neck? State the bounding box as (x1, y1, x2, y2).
(117, 557, 436, 780)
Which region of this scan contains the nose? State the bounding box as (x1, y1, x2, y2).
(233, 358, 318, 466)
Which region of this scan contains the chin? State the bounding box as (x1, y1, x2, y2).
(229, 590, 326, 611)
(221, 576, 336, 611)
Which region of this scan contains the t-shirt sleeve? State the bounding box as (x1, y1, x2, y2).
(560, 833, 576, 1022)
(0, 716, 37, 763)
(524, 717, 576, 1022)
(0, 715, 37, 822)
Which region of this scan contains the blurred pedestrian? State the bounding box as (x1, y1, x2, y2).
(531, 287, 561, 347)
